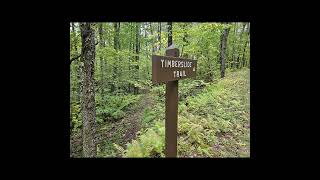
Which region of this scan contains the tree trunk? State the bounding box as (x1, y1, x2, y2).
(150, 22, 155, 53)
(111, 22, 120, 92)
(181, 23, 188, 58)
(80, 22, 97, 157)
(246, 23, 250, 67)
(219, 24, 230, 78)
(135, 23, 140, 64)
(130, 23, 136, 93)
(114, 22, 120, 50)
(167, 22, 172, 47)
(134, 23, 140, 94)
(231, 22, 237, 69)
(71, 23, 76, 103)
(158, 22, 161, 51)
(98, 23, 105, 100)
(236, 23, 246, 69)
(144, 23, 148, 54)
(128, 23, 132, 93)
(241, 23, 250, 68)
(118, 23, 121, 50)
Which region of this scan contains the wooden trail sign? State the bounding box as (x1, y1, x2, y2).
(152, 54, 197, 84)
(152, 47, 197, 157)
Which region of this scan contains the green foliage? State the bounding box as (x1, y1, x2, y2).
(179, 69, 250, 157)
(117, 120, 165, 157)
(96, 94, 141, 121)
(97, 139, 119, 157)
(120, 69, 250, 157)
(139, 101, 165, 130)
(177, 113, 218, 157)
(179, 79, 209, 101)
(71, 22, 250, 101)
(70, 102, 81, 133)
(70, 22, 250, 157)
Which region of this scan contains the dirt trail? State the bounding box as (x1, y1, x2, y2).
(122, 93, 154, 143)
(101, 91, 155, 146)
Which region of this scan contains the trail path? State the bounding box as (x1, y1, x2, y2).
(100, 91, 155, 148)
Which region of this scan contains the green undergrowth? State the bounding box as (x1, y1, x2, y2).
(96, 94, 142, 123)
(115, 68, 250, 157)
(70, 93, 143, 157)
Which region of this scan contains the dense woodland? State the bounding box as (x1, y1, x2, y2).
(70, 22, 250, 157)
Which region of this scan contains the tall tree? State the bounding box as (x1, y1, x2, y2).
(180, 23, 189, 58)
(230, 23, 237, 69)
(144, 23, 148, 54)
(219, 23, 231, 78)
(128, 23, 133, 93)
(158, 22, 161, 51)
(99, 23, 105, 99)
(167, 22, 172, 46)
(134, 23, 140, 94)
(112, 22, 120, 92)
(236, 23, 246, 69)
(80, 22, 97, 157)
(241, 23, 250, 68)
(135, 23, 139, 64)
(150, 22, 155, 53)
(129, 22, 133, 54)
(114, 22, 120, 50)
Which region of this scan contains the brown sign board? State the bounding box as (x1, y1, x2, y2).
(152, 55, 197, 84)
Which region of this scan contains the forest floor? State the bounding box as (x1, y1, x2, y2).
(95, 91, 155, 157)
(70, 91, 155, 157)
(114, 68, 250, 157)
(71, 68, 250, 158)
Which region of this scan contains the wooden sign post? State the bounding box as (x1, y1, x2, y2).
(152, 47, 197, 157)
